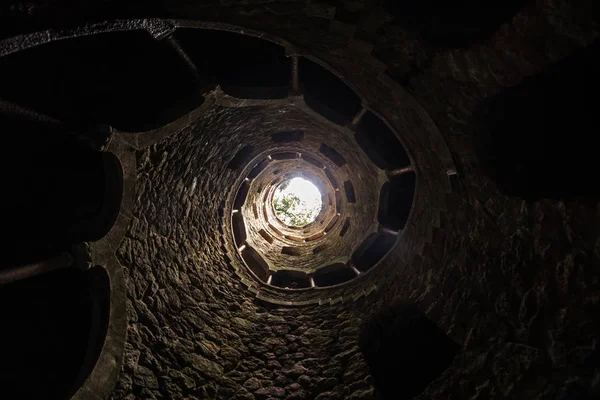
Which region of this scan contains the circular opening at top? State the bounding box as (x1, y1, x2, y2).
(273, 177, 322, 227)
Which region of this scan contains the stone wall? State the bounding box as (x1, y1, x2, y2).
(1, 1, 599, 399)
(112, 105, 377, 400)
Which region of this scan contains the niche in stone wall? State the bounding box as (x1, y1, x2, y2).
(272, 152, 297, 161)
(248, 159, 270, 179)
(299, 58, 362, 125)
(0, 31, 202, 132)
(233, 181, 250, 209)
(271, 130, 304, 143)
(378, 172, 416, 231)
(232, 213, 247, 245)
(313, 263, 355, 287)
(351, 233, 396, 272)
(319, 143, 347, 167)
(354, 111, 410, 170)
(339, 218, 351, 237)
(360, 301, 460, 399)
(281, 246, 303, 256)
(344, 181, 356, 203)
(0, 266, 110, 400)
(303, 155, 325, 169)
(241, 246, 270, 282)
(228, 145, 254, 170)
(176, 29, 291, 99)
(271, 270, 311, 289)
(2, 119, 123, 267)
(258, 229, 274, 244)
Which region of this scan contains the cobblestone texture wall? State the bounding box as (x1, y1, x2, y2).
(2, 1, 599, 399)
(111, 106, 377, 400)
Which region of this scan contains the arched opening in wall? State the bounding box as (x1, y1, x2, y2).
(0, 266, 111, 400)
(299, 58, 362, 125)
(382, 0, 531, 48)
(313, 263, 355, 287)
(271, 130, 304, 143)
(228, 145, 254, 170)
(3, 119, 123, 267)
(271, 270, 311, 289)
(360, 301, 460, 400)
(351, 233, 397, 272)
(176, 29, 291, 99)
(319, 143, 347, 167)
(0, 30, 201, 132)
(354, 111, 410, 170)
(378, 173, 416, 231)
(241, 246, 270, 282)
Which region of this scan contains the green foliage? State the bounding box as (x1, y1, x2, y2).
(273, 194, 312, 227)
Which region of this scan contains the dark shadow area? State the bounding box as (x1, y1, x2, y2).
(475, 40, 600, 201)
(232, 214, 247, 246)
(303, 155, 325, 169)
(360, 301, 461, 399)
(2, 117, 123, 268)
(305, 232, 324, 242)
(228, 145, 254, 170)
(0, 30, 199, 132)
(324, 214, 340, 234)
(0, 265, 110, 400)
(339, 218, 351, 237)
(324, 168, 339, 189)
(176, 29, 291, 99)
(271, 270, 311, 289)
(355, 111, 410, 170)
(319, 143, 347, 167)
(299, 58, 362, 125)
(272, 152, 297, 160)
(383, 0, 532, 48)
(351, 233, 396, 272)
(258, 229, 274, 244)
(271, 130, 305, 143)
(233, 181, 250, 210)
(378, 172, 416, 231)
(241, 246, 269, 282)
(248, 159, 270, 179)
(281, 246, 303, 256)
(344, 181, 356, 203)
(334, 191, 343, 214)
(313, 263, 355, 287)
